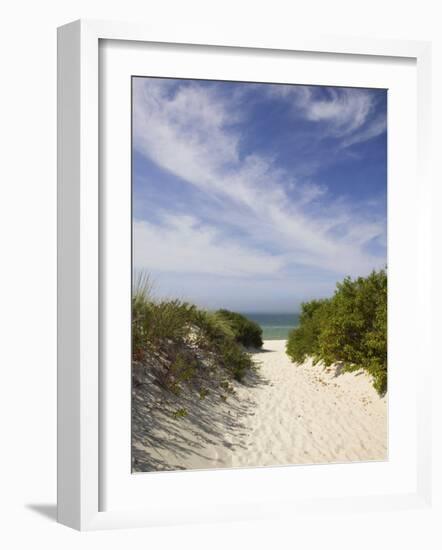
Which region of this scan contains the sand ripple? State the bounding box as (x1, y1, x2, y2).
(132, 340, 387, 472)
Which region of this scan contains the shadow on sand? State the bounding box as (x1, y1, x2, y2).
(132, 365, 269, 472)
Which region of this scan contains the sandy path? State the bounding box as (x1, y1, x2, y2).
(132, 340, 387, 472)
(226, 340, 387, 467)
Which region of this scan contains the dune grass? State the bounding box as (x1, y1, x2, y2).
(132, 275, 257, 402)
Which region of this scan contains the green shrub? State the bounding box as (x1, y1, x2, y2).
(216, 309, 263, 348)
(216, 338, 254, 381)
(286, 269, 387, 395)
(286, 299, 330, 364)
(172, 408, 188, 419)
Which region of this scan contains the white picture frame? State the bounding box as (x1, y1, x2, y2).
(57, 19, 433, 531)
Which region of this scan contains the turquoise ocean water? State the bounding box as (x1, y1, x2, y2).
(241, 312, 300, 340)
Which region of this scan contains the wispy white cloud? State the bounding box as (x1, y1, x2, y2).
(341, 114, 387, 147)
(133, 79, 386, 285)
(134, 215, 284, 277)
(269, 85, 386, 146)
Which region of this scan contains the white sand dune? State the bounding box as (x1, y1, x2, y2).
(132, 340, 387, 472)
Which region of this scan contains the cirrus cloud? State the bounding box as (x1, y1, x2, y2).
(132, 77, 387, 308)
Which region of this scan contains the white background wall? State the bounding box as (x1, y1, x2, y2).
(0, 1, 441, 547)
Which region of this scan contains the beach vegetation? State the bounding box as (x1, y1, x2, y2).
(172, 408, 188, 419)
(286, 269, 387, 395)
(132, 275, 256, 408)
(216, 309, 263, 349)
(216, 337, 254, 381)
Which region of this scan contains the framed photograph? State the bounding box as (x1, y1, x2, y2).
(57, 19, 432, 530)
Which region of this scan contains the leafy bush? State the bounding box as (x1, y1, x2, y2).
(286, 269, 387, 395)
(216, 338, 254, 381)
(285, 299, 330, 364)
(216, 309, 263, 348)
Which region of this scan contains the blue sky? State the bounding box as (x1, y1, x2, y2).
(132, 77, 387, 313)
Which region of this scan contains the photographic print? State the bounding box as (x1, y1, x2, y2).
(131, 77, 387, 473)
